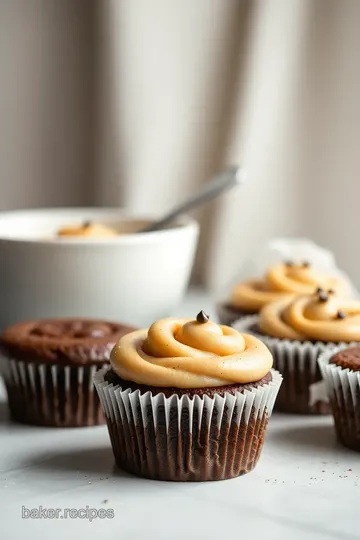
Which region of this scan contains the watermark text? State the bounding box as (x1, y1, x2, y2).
(22, 505, 114, 522)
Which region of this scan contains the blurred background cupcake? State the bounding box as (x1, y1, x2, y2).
(94, 311, 282, 481)
(0, 318, 135, 426)
(234, 290, 360, 414)
(217, 260, 350, 326)
(319, 346, 360, 452)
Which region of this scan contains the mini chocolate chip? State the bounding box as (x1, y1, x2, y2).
(337, 310, 346, 319)
(328, 288, 335, 295)
(302, 261, 310, 268)
(318, 291, 329, 303)
(196, 310, 209, 324)
(316, 287, 324, 294)
(83, 220, 92, 228)
(285, 260, 294, 267)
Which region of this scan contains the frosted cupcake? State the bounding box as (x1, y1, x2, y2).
(94, 311, 282, 481)
(319, 346, 360, 452)
(234, 289, 360, 414)
(217, 261, 350, 326)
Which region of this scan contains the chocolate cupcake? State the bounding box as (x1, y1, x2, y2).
(234, 290, 360, 414)
(94, 311, 282, 481)
(217, 261, 350, 326)
(0, 318, 135, 427)
(319, 346, 360, 451)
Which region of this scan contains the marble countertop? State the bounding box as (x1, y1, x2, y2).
(0, 290, 358, 540)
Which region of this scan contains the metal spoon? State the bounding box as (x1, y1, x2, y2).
(139, 165, 244, 233)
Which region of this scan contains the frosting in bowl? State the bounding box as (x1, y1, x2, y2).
(111, 313, 273, 388)
(231, 262, 350, 312)
(259, 288, 360, 342)
(57, 221, 118, 238)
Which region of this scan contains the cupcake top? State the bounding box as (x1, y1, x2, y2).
(330, 347, 360, 371)
(259, 288, 360, 342)
(230, 261, 349, 312)
(110, 311, 273, 388)
(0, 319, 135, 365)
(57, 221, 118, 238)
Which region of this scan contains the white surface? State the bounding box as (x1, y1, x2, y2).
(0, 208, 198, 329)
(0, 290, 359, 540)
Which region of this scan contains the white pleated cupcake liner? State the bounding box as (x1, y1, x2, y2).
(232, 315, 360, 414)
(0, 355, 107, 427)
(94, 368, 282, 481)
(318, 348, 360, 451)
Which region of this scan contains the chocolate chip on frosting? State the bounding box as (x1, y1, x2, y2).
(328, 288, 335, 295)
(302, 261, 310, 268)
(318, 291, 329, 303)
(316, 287, 324, 294)
(337, 310, 346, 319)
(285, 260, 294, 267)
(83, 220, 92, 228)
(196, 310, 209, 324)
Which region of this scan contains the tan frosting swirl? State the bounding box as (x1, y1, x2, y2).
(57, 222, 118, 238)
(259, 290, 360, 342)
(231, 262, 349, 312)
(110, 316, 273, 388)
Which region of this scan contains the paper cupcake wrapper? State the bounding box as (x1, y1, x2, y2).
(94, 368, 282, 482)
(318, 348, 360, 451)
(0, 356, 107, 427)
(233, 315, 344, 414)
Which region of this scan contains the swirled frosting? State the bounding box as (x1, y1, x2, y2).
(57, 221, 118, 238)
(259, 288, 360, 342)
(231, 262, 349, 312)
(110, 314, 273, 387)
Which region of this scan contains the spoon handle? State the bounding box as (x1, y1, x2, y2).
(140, 165, 244, 233)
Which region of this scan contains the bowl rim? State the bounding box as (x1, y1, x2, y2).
(0, 207, 199, 245)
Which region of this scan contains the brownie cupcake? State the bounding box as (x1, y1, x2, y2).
(94, 311, 282, 482)
(319, 346, 360, 451)
(0, 318, 135, 427)
(234, 289, 360, 414)
(217, 261, 350, 326)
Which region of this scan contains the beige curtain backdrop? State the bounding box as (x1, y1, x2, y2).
(1, 0, 360, 290)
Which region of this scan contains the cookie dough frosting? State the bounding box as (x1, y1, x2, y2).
(259, 288, 360, 342)
(57, 221, 118, 238)
(231, 262, 350, 312)
(111, 311, 273, 388)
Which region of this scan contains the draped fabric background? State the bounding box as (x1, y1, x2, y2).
(1, 0, 360, 290)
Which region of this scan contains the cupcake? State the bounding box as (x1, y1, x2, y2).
(217, 261, 350, 326)
(319, 346, 360, 451)
(0, 318, 135, 427)
(234, 289, 360, 414)
(94, 311, 282, 481)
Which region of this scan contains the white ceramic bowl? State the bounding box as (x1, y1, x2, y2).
(0, 208, 199, 329)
